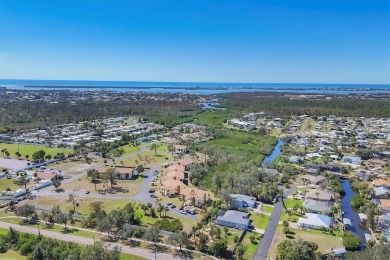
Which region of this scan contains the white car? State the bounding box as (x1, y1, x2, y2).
(180, 210, 187, 215)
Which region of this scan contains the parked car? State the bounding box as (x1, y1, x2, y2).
(166, 201, 172, 205)
(170, 204, 176, 209)
(273, 196, 279, 203)
(180, 210, 187, 215)
(150, 194, 157, 198)
(85, 191, 90, 194)
(149, 188, 156, 193)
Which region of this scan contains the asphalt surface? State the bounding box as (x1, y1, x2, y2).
(254, 186, 297, 260)
(0, 221, 189, 260)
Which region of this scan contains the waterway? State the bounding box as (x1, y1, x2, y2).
(341, 179, 367, 247)
(199, 102, 226, 110)
(262, 139, 284, 165)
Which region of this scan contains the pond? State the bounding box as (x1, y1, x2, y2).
(341, 179, 367, 247)
(262, 139, 285, 166)
(199, 102, 226, 110)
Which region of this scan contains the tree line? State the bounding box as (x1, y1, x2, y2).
(220, 92, 390, 117)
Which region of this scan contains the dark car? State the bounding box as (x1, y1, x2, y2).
(85, 191, 90, 194)
(170, 204, 176, 209)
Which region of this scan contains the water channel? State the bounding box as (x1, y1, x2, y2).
(262, 139, 285, 165)
(341, 179, 367, 247)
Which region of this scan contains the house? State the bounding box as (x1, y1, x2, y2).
(177, 158, 193, 171)
(358, 213, 367, 223)
(298, 213, 333, 230)
(378, 199, 390, 213)
(372, 179, 390, 189)
(289, 156, 304, 164)
(163, 170, 185, 181)
(180, 187, 209, 207)
(230, 194, 256, 209)
(35, 171, 57, 181)
(331, 248, 347, 259)
(166, 164, 185, 173)
(174, 145, 189, 154)
(342, 156, 363, 165)
(304, 198, 333, 215)
(161, 179, 187, 196)
(300, 175, 326, 185)
(373, 187, 390, 199)
(216, 210, 250, 230)
(305, 189, 334, 201)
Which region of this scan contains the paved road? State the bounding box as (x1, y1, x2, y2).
(254, 186, 297, 260)
(0, 221, 195, 260)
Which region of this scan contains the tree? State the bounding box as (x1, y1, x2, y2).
(105, 168, 117, 188)
(15, 172, 29, 195)
(276, 238, 318, 260)
(68, 193, 77, 212)
(119, 224, 135, 241)
(32, 150, 46, 162)
(347, 243, 390, 260)
(220, 189, 232, 208)
(97, 217, 114, 237)
(148, 142, 161, 156)
(143, 227, 160, 260)
(209, 238, 228, 257)
(235, 243, 247, 260)
(87, 169, 99, 190)
(15, 204, 35, 221)
(81, 241, 121, 260)
(56, 213, 68, 229)
(197, 233, 208, 252)
(342, 231, 361, 251)
(52, 179, 61, 191)
(167, 231, 187, 251)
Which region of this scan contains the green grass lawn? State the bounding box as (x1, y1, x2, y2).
(118, 145, 140, 156)
(225, 228, 242, 248)
(120, 253, 146, 260)
(250, 213, 270, 229)
(194, 110, 233, 128)
(283, 198, 303, 209)
(0, 227, 8, 235)
(0, 249, 26, 260)
(0, 143, 72, 159)
(123, 151, 173, 168)
(242, 231, 261, 260)
(0, 178, 35, 193)
(262, 205, 274, 214)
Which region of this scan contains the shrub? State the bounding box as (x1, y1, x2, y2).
(351, 195, 365, 209)
(343, 231, 360, 251)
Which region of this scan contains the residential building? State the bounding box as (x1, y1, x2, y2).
(298, 213, 333, 230)
(216, 210, 250, 230)
(230, 194, 256, 209)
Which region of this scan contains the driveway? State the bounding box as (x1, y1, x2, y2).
(254, 186, 297, 260)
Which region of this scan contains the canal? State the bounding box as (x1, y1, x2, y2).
(262, 139, 285, 166)
(341, 179, 367, 247)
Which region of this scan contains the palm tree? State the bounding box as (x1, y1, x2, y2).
(148, 142, 162, 156)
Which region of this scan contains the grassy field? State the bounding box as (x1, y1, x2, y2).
(25, 197, 197, 232)
(0, 227, 8, 235)
(60, 175, 144, 196)
(283, 198, 303, 209)
(194, 110, 232, 128)
(242, 231, 261, 260)
(47, 158, 103, 174)
(250, 213, 270, 229)
(0, 178, 36, 193)
(0, 250, 26, 260)
(120, 253, 146, 260)
(119, 144, 140, 156)
(0, 143, 72, 159)
(123, 151, 173, 168)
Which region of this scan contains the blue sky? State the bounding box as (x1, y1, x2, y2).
(0, 0, 389, 83)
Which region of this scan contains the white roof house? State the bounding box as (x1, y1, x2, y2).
(298, 213, 333, 230)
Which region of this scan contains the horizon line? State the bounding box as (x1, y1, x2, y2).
(1, 78, 389, 86)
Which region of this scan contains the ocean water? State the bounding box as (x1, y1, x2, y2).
(0, 79, 389, 95)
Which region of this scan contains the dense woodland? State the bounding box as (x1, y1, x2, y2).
(221, 93, 390, 117)
(0, 99, 201, 130)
